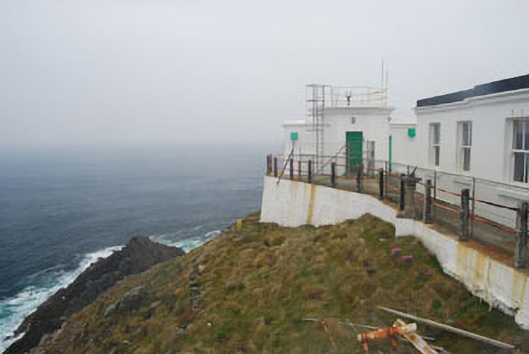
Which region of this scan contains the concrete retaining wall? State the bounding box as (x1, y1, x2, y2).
(260, 176, 529, 329)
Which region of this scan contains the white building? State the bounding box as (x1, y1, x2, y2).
(409, 74, 529, 227)
(282, 74, 529, 229)
(282, 84, 394, 174)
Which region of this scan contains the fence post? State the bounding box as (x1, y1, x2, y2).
(433, 170, 437, 219)
(423, 179, 433, 224)
(289, 158, 294, 181)
(378, 168, 384, 200)
(298, 160, 301, 181)
(399, 174, 405, 211)
(266, 155, 271, 175)
(356, 167, 362, 193)
(308, 160, 312, 184)
(331, 162, 336, 188)
(471, 177, 476, 237)
(459, 189, 470, 241)
(514, 202, 528, 269)
(273, 157, 278, 178)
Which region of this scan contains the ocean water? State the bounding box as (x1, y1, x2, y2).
(0, 144, 272, 351)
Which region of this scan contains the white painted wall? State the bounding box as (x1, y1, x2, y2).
(389, 123, 418, 167)
(260, 176, 529, 329)
(414, 89, 529, 228)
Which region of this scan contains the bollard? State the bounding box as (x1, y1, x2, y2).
(398, 174, 420, 219)
(378, 168, 384, 200)
(399, 174, 405, 211)
(423, 179, 433, 224)
(266, 155, 271, 175)
(514, 202, 528, 269)
(273, 157, 278, 178)
(308, 160, 312, 184)
(289, 158, 294, 181)
(356, 167, 362, 192)
(331, 162, 336, 188)
(459, 189, 470, 241)
(298, 160, 301, 181)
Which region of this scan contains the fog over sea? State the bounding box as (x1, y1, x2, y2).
(0, 144, 272, 351)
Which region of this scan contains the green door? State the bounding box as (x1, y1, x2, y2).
(346, 131, 363, 173)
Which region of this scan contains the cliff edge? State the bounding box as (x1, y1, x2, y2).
(4, 237, 184, 354)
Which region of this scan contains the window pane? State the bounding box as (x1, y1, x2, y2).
(434, 146, 440, 166)
(461, 122, 469, 146)
(433, 124, 440, 144)
(463, 147, 471, 171)
(514, 152, 525, 182)
(524, 121, 529, 151)
(514, 121, 524, 150)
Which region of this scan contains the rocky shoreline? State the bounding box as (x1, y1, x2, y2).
(4, 237, 184, 354)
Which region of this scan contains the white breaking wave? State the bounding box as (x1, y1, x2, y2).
(0, 245, 122, 352)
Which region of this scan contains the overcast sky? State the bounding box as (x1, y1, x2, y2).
(1, 0, 528, 147)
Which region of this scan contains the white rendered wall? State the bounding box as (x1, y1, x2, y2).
(389, 123, 418, 167)
(413, 89, 529, 228)
(260, 176, 529, 329)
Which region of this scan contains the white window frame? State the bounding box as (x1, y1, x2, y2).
(429, 123, 441, 167)
(457, 121, 472, 172)
(512, 118, 529, 183)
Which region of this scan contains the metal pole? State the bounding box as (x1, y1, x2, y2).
(471, 177, 476, 237)
(298, 160, 302, 181)
(423, 179, 432, 223)
(460, 189, 470, 241)
(308, 160, 312, 184)
(331, 162, 336, 188)
(433, 170, 437, 219)
(399, 174, 405, 211)
(378, 168, 384, 200)
(356, 167, 362, 193)
(384, 161, 388, 198)
(514, 202, 528, 269)
(273, 157, 278, 178)
(289, 158, 294, 181)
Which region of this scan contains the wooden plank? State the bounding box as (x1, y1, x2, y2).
(395, 319, 439, 354)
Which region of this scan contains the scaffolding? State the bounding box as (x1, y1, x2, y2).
(306, 83, 388, 171)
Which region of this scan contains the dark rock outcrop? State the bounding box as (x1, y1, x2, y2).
(5, 237, 184, 354)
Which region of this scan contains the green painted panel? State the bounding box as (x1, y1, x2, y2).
(346, 131, 363, 173)
(290, 132, 298, 141)
(408, 128, 416, 137)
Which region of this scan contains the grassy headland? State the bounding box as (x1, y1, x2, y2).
(33, 213, 529, 353)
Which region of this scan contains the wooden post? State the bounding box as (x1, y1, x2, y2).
(330, 162, 336, 187)
(378, 168, 384, 200)
(273, 157, 278, 178)
(289, 158, 294, 181)
(423, 179, 432, 224)
(399, 174, 405, 211)
(460, 189, 470, 241)
(515, 202, 528, 269)
(308, 160, 312, 184)
(356, 167, 362, 193)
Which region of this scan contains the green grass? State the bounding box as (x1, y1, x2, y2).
(35, 213, 529, 354)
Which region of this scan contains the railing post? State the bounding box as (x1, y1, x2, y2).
(308, 160, 312, 184)
(298, 160, 302, 181)
(378, 168, 384, 200)
(423, 179, 433, 224)
(273, 157, 278, 178)
(356, 167, 362, 193)
(399, 174, 405, 211)
(266, 154, 271, 175)
(459, 189, 470, 241)
(432, 170, 437, 219)
(514, 202, 528, 269)
(289, 158, 294, 181)
(331, 162, 336, 188)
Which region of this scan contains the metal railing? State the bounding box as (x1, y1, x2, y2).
(265, 153, 529, 268)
